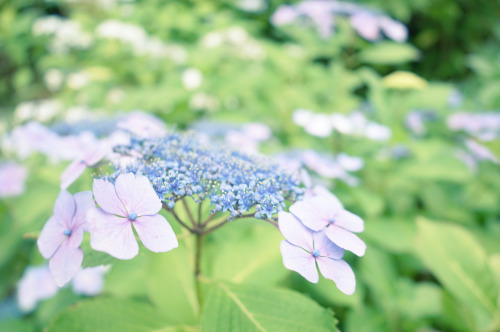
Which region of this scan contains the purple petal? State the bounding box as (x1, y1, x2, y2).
(278, 211, 313, 251)
(53, 191, 76, 227)
(280, 241, 318, 283)
(311, 185, 343, 209)
(334, 209, 364, 233)
(312, 231, 344, 259)
(66, 227, 84, 249)
(73, 191, 95, 231)
(37, 216, 66, 259)
(49, 241, 83, 287)
(316, 257, 355, 295)
(60, 160, 86, 190)
(88, 208, 138, 260)
(115, 173, 161, 216)
(326, 226, 366, 257)
(133, 215, 178, 253)
(93, 178, 127, 216)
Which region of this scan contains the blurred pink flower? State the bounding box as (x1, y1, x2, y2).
(17, 265, 58, 312)
(60, 145, 106, 190)
(72, 266, 108, 296)
(0, 162, 28, 198)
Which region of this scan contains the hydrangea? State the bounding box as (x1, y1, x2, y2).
(106, 131, 303, 220)
(290, 195, 366, 256)
(37, 191, 95, 286)
(87, 173, 178, 259)
(16, 265, 58, 312)
(279, 211, 355, 294)
(0, 162, 28, 198)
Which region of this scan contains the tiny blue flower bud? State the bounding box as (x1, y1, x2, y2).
(167, 201, 175, 209)
(312, 249, 320, 257)
(63, 229, 71, 236)
(128, 212, 138, 221)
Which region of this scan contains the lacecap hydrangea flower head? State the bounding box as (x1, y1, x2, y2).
(36, 128, 365, 295)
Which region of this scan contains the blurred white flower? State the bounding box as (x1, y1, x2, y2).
(304, 113, 333, 137)
(44, 69, 65, 92)
(67, 72, 90, 90)
(447, 112, 500, 141)
(237, 0, 267, 13)
(182, 68, 203, 91)
(33, 16, 92, 54)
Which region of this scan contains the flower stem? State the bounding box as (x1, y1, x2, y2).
(194, 233, 203, 308)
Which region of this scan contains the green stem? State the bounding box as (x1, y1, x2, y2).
(195, 233, 203, 308)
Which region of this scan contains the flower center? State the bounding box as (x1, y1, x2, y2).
(329, 218, 335, 224)
(312, 249, 320, 257)
(63, 229, 71, 236)
(128, 212, 138, 221)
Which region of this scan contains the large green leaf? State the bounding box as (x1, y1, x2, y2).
(46, 298, 171, 332)
(200, 282, 338, 332)
(146, 240, 199, 325)
(415, 217, 499, 329)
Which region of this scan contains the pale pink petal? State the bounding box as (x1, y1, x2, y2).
(280, 241, 318, 283)
(66, 228, 84, 249)
(84, 145, 106, 166)
(92, 178, 127, 216)
(334, 209, 364, 233)
(133, 215, 178, 253)
(309, 196, 340, 221)
(289, 200, 328, 231)
(37, 216, 66, 259)
(49, 241, 83, 287)
(88, 208, 138, 260)
(115, 173, 161, 216)
(278, 211, 313, 251)
(312, 231, 344, 259)
(53, 191, 76, 227)
(316, 257, 356, 295)
(73, 191, 95, 230)
(60, 160, 86, 190)
(325, 226, 366, 257)
(311, 185, 343, 209)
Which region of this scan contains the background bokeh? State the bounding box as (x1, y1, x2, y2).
(1, 0, 500, 331)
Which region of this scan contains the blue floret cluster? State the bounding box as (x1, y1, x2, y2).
(105, 131, 304, 219)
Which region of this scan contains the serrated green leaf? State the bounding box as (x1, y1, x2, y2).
(200, 282, 338, 332)
(415, 217, 499, 329)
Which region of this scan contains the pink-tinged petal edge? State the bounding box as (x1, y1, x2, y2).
(326, 226, 366, 257)
(334, 209, 364, 233)
(316, 257, 356, 295)
(49, 241, 83, 287)
(92, 178, 127, 216)
(280, 240, 318, 283)
(60, 160, 86, 190)
(87, 208, 138, 260)
(278, 211, 313, 251)
(53, 190, 76, 228)
(289, 200, 328, 231)
(73, 191, 95, 230)
(133, 214, 178, 253)
(114, 173, 161, 216)
(37, 216, 66, 259)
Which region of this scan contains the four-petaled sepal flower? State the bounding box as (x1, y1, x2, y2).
(87, 173, 178, 260)
(279, 211, 356, 295)
(290, 195, 366, 256)
(37, 190, 95, 286)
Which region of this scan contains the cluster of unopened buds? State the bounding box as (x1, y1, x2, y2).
(36, 130, 366, 295)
